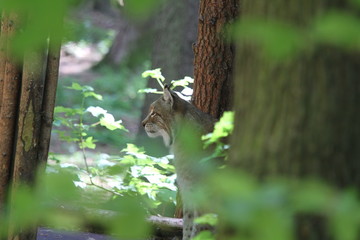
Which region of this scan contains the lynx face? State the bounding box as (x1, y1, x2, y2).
(141, 88, 175, 147)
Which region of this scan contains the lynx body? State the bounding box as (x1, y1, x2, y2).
(142, 86, 215, 240)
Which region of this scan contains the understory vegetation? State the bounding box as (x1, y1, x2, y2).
(1, 1, 360, 240)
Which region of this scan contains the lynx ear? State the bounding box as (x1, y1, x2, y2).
(163, 85, 174, 106)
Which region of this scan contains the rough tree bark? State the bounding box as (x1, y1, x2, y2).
(0, 12, 22, 212)
(192, 0, 239, 119)
(12, 50, 46, 187)
(0, 7, 63, 240)
(226, 1, 360, 239)
(38, 13, 63, 165)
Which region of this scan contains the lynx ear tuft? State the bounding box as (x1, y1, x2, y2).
(163, 85, 173, 106)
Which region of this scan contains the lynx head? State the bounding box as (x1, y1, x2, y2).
(142, 85, 181, 147)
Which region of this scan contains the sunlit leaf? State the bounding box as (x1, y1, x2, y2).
(203, 111, 234, 146)
(99, 113, 126, 131)
(142, 68, 165, 81)
(138, 88, 162, 94)
(122, 143, 146, 155)
(80, 136, 96, 149)
(141, 68, 165, 88)
(86, 106, 107, 117)
(171, 76, 194, 88)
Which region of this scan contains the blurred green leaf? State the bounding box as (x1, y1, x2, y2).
(81, 136, 96, 149)
(55, 106, 83, 116)
(1, 0, 73, 57)
(203, 111, 234, 146)
(9, 186, 42, 230)
(194, 213, 218, 226)
(192, 231, 215, 240)
(233, 18, 305, 59)
(123, 0, 166, 21)
(67, 82, 84, 91)
(291, 181, 332, 212)
(312, 11, 360, 50)
(138, 88, 162, 94)
(83, 91, 103, 100)
(331, 191, 360, 240)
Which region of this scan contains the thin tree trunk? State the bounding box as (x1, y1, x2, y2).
(38, 19, 62, 165)
(192, 0, 238, 119)
(12, 50, 46, 186)
(0, 12, 22, 212)
(0, 11, 7, 113)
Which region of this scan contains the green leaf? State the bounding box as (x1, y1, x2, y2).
(312, 11, 360, 50)
(142, 68, 165, 81)
(121, 144, 146, 155)
(194, 213, 218, 226)
(141, 68, 165, 88)
(86, 106, 107, 117)
(80, 136, 96, 149)
(330, 191, 360, 240)
(203, 111, 234, 146)
(192, 231, 216, 240)
(138, 88, 162, 94)
(83, 91, 103, 100)
(67, 82, 84, 91)
(54, 106, 83, 116)
(123, 0, 166, 20)
(9, 186, 42, 229)
(171, 76, 194, 88)
(233, 18, 304, 59)
(99, 113, 126, 131)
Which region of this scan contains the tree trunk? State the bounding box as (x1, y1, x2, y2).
(12, 50, 46, 187)
(226, 1, 360, 239)
(192, 0, 239, 119)
(0, 8, 63, 240)
(38, 13, 63, 165)
(0, 12, 22, 212)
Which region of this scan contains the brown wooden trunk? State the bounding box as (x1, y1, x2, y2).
(38, 17, 62, 165)
(0, 8, 63, 240)
(226, 1, 360, 239)
(192, 0, 239, 119)
(0, 12, 22, 212)
(12, 50, 46, 186)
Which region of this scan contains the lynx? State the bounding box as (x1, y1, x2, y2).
(142, 85, 215, 240)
